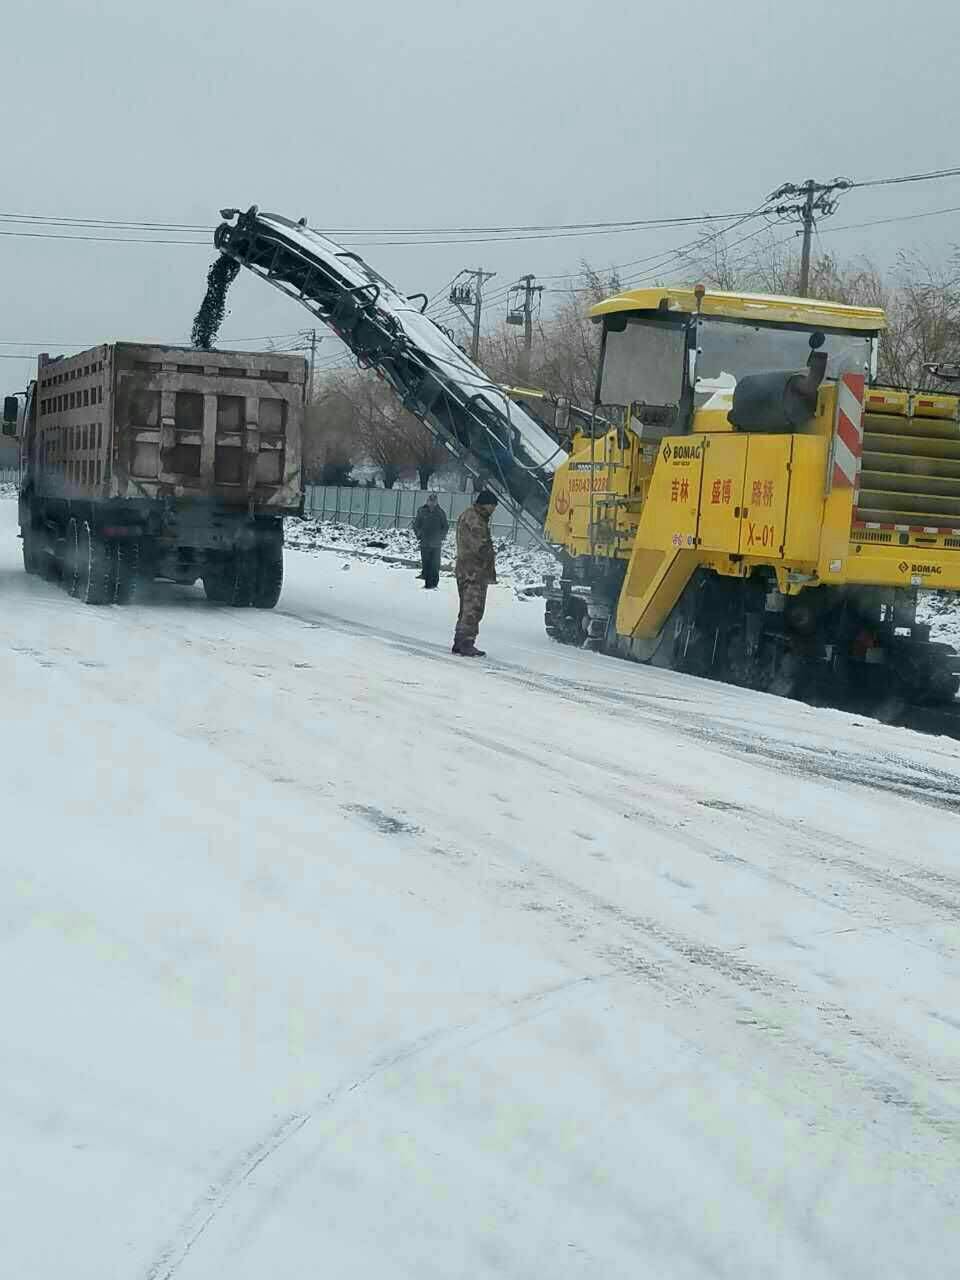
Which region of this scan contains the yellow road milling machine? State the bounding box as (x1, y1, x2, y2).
(544, 286, 960, 704)
(198, 207, 960, 707)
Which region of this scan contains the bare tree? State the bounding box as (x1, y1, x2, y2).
(877, 254, 960, 387)
(677, 228, 960, 389)
(333, 374, 405, 488)
(311, 367, 458, 488)
(476, 266, 617, 411)
(303, 379, 361, 485)
(404, 422, 449, 489)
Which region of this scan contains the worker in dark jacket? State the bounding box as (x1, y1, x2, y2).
(412, 492, 449, 589)
(453, 489, 498, 657)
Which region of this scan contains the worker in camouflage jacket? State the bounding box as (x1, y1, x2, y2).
(453, 489, 498, 657)
(412, 492, 449, 589)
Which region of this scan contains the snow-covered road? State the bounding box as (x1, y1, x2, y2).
(2, 496, 959, 1279)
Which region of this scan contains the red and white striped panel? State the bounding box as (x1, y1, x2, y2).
(831, 372, 865, 490)
(853, 518, 956, 535)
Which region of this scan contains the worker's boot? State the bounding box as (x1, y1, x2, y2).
(453, 641, 486, 658)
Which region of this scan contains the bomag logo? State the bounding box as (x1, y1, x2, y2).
(909, 563, 941, 575)
(663, 443, 702, 462)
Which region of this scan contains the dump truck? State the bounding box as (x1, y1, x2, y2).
(14, 342, 305, 604)
(196, 206, 960, 705)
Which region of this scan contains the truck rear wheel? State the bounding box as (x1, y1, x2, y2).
(21, 521, 41, 575)
(77, 522, 111, 605)
(229, 551, 255, 607)
(64, 517, 81, 597)
(252, 540, 283, 609)
(111, 539, 141, 605)
(202, 553, 254, 606)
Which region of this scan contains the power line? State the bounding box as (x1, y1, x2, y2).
(0, 228, 209, 245)
(849, 165, 960, 190)
(5, 184, 958, 366)
(613, 208, 776, 287)
(312, 168, 960, 232)
(0, 208, 749, 236)
(334, 223, 749, 248)
(0, 206, 770, 250)
(0, 330, 310, 353)
(535, 202, 960, 301)
(0, 162, 957, 245)
(327, 212, 747, 235)
(818, 203, 960, 236)
(0, 215, 761, 250)
(540, 210, 773, 287)
(0, 212, 209, 231)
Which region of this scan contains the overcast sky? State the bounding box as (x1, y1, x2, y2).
(3, 0, 959, 390)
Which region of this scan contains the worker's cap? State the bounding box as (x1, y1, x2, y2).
(475, 489, 499, 506)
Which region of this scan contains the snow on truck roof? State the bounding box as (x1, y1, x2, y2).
(589, 286, 886, 331)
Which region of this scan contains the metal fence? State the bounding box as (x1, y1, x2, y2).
(303, 485, 538, 544)
(0, 474, 536, 544)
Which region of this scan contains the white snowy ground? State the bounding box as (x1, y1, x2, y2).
(2, 494, 960, 1280)
(286, 515, 560, 593)
(290, 513, 960, 645)
(920, 592, 960, 651)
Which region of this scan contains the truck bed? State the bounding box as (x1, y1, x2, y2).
(33, 343, 304, 513)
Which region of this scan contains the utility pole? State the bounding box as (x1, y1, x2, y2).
(798, 182, 816, 298)
(766, 177, 852, 296)
(307, 327, 318, 401)
(507, 273, 544, 382)
(449, 269, 496, 361)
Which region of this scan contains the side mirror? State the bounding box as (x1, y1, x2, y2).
(2, 395, 18, 435)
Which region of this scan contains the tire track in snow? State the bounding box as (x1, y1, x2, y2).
(141, 974, 604, 1278)
(496, 667, 960, 815)
(281, 604, 960, 815)
(487, 832, 960, 1143)
(429, 728, 960, 1143)
(144, 1111, 310, 1280)
(62, 593, 958, 1139)
(458, 725, 960, 927)
(215, 972, 620, 1262)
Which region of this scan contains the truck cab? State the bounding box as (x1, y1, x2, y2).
(591, 286, 880, 439)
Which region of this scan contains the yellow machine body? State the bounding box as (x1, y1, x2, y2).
(545, 293, 960, 640)
(544, 288, 960, 657)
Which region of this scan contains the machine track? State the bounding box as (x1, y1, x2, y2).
(545, 577, 960, 728)
(892, 701, 960, 741)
